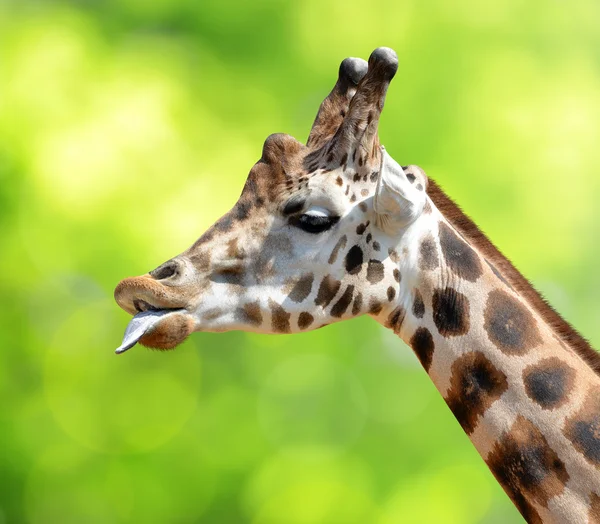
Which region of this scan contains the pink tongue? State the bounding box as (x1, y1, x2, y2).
(115, 310, 173, 354)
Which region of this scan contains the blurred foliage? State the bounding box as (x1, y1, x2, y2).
(1, 0, 599, 522)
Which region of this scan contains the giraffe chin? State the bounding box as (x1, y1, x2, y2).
(138, 313, 195, 350)
(115, 310, 196, 354)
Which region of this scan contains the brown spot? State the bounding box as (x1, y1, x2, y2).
(432, 287, 470, 337)
(412, 289, 425, 318)
(345, 185, 350, 196)
(387, 306, 405, 334)
(298, 312, 314, 330)
(210, 265, 245, 286)
(236, 301, 263, 326)
(213, 213, 234, 233)
(352, 292, 363, 315)
(388, 248, 399, 263)
(361, 188, 369, 197)
(445, 352, 508, 434)
(315, 275, 341, 308)
(387, 286, 396, 301)
(189, 250, 211, 273)
(588, 493, 600, 523)
(563, 388, 600, 467)
(366, 233, 372, 243)
(410, 327, 435, 371)
(439, 222, 483, 282)
(366, 260, 385, 284)
(328, 235, 347, 264)
(350, 194, 356, 203)
(484, 290, 541, 355)
(427, 177, 600, 378)
(331, 285, 354, 317)
(358, 202, 368, 212)
(234, 199, 252, 221)
(345, 245, 363, 275)
(487, 415, 569, 520)
(523, 358, 576, 410)
(393, 268, 401, 283)
(203, 307, 223, 322)
(226, 237, 244, 259)
(287, 273, 314, 303)
(423, 201, 432, 214)
(369, 299, 383, 315)
(138, 313, 193, 349)
(419, 236, 439, 271)
(370, 170, 379, 182)
(336, 176, 343, 186)
(269, 299, 291, 333)
(356, 222, 368, 235)
(353, 173, 361, 182)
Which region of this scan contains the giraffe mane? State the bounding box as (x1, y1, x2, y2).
(427, 178, 600, 376)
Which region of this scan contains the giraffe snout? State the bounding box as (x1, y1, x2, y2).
(114, 274, 192, 316)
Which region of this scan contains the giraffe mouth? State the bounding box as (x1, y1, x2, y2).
(115, 308, 193, 354)
(116, 309, 176, 354)
(114, 276, 196, 352)
(114, 275, 191, 315)
(133, 299, 171, 313)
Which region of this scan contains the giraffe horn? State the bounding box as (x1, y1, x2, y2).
(330, 47, 398, 162)
(306, 57, 368, 150)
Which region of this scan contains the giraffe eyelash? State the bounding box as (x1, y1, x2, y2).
(289, 213, 340, 234)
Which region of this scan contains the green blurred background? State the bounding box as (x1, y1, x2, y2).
(1, 0, 599, 522)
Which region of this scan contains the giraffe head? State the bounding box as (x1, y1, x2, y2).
(114, 47, 428, 352)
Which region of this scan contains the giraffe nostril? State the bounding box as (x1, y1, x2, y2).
(150, 260, 179, 280)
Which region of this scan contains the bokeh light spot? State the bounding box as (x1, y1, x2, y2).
(44, 302, 200, 454)
(244, 448, 376, 524)
(258, 354, 367, 451)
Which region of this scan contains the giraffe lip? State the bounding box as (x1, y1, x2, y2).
(114, 276, 190, 316)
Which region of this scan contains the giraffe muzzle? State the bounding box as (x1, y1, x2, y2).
(114, 274, 197, 352)
(115, 309, 180, 354)
(115, 308, 195, 353)
(114, 275, 191, 315)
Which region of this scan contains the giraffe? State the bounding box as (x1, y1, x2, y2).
(114, 47, 600, 523)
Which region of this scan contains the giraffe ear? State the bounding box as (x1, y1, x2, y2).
(374, 147, 427, 234)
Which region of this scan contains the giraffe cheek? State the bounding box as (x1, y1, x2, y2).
(138, 314, 195, 350)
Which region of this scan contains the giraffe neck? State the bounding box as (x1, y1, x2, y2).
(375, 193, 600, 523)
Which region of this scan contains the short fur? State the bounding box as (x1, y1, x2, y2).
(427, 178, 600, 375)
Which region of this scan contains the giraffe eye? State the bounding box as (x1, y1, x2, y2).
(290, 207, 339, 234)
